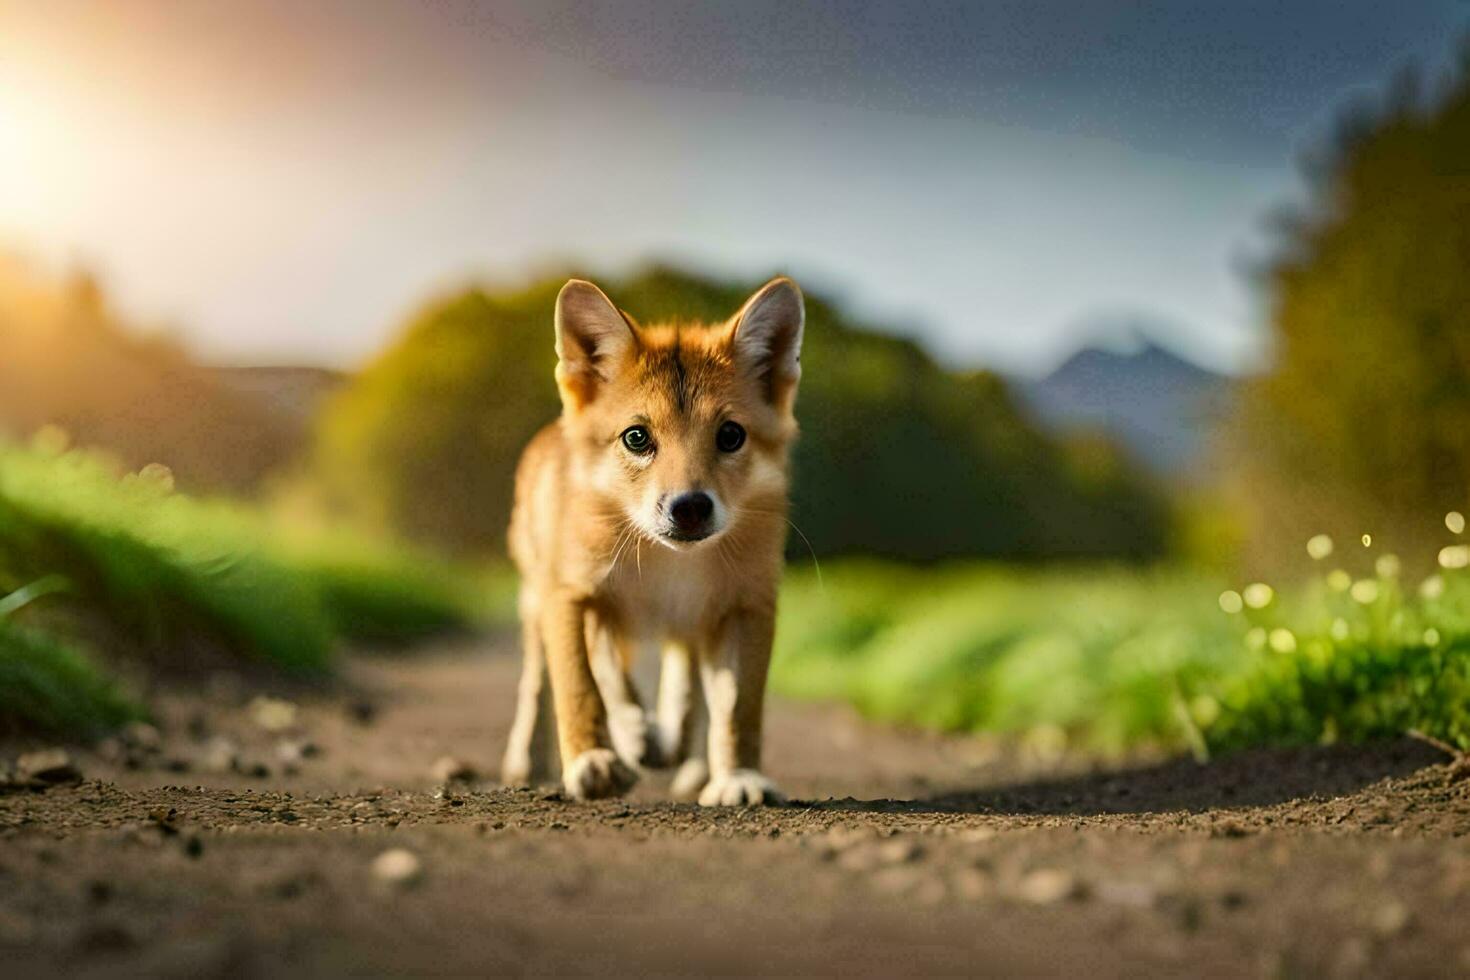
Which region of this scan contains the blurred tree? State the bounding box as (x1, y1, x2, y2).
(1235, 50, 1470, 565)
(308, 267, 1168, 561)
(0, 255, 307, 491)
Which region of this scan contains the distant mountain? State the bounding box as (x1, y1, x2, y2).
(1014, 341, 1235, 479)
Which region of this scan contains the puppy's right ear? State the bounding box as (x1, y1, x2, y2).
(554, 279, 638, 410)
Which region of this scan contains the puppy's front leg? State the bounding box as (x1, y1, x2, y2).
(501, 615, 557, 786)
(697, 611, 784, 806)
(659, 643, 710, 800)
(589, 625, 658, 769)
(542, 594, 637, 800)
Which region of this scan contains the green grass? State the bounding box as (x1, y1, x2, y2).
(0, 439, 492, 735)
(278, 531, 510, 645)
(1203, 564, 1470, 754)
(0, 446, 335, 671)
(772, 553, 1470, 757)
(0, 619, 140, 737)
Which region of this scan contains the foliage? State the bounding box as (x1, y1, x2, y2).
(1205, 552, 1470, 753)
(277, 531, 507, 645)
(0, 441, 336, 671)
(771, 562, 1240, 755)
(0, 619, 139, 737)
(308, 267, 1170, 561)
(771, 540, 1470, 756)
(1236, 53, 1470, 562)
(0, 439, 486, 676)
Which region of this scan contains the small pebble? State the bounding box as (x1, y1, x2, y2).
(17, 748, 82, 784)
(1016, 868, 1082, 905)
(119, 721, 161, 752)
(372, 848, 423, 889)
(1371, 899, 1412, 938)
(952, 867, 992, 901)
(430, 755, 477, 784)
(197, 737, 239, 774)
(876, 838, 923, 865)
(347, 700, 378, 726)
(248, 697, 298, 733)
(1096, 879, 1157, 909)
(277, 739, 319, 767)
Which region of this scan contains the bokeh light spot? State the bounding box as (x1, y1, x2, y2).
(1268, 628, 1297, 653)
(1242, 582, 1274, 609)
(1350, 579, 1379, 604)
(1438, 545, 1470, 570)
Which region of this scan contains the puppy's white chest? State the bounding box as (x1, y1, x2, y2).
(606, 549, 719, 639)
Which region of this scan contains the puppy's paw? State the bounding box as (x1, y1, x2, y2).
(563, 748, 638, 801)
(669, 757, 709, 802)
(608, 706, 669, 770)
(698, 769, 784, 807)
(637, 710, 671, 769)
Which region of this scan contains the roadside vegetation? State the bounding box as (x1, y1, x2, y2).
(772, 529, 1470, 757)
(0, 437, 489, 734)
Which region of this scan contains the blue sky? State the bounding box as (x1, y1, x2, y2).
(1, 1, 1465, 374)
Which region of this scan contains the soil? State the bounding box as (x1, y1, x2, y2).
(2, 637, 1469, 978)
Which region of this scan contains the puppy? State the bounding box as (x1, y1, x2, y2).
(499, 277, 803, 804)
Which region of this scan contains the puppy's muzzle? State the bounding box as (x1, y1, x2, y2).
(663, 491, 715, 541)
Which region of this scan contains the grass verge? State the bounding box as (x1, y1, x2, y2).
(772, 552, 1470, 757)
(0, 439, 491, 735)
(0, 620, 139, 737)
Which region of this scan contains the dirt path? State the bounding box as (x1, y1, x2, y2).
(3, 637, 1469, 977)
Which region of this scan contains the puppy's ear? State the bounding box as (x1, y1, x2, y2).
(730, 277, 804, 412)
(554, 279, 639, 409)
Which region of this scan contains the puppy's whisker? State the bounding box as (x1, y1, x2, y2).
(785, 518, 825, 592)
(609, 523, 640, 576)
(605, 519, 637, 573)
(714, 537, 738, 578)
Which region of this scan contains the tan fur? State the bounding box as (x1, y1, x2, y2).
(500, 277, 803, 804)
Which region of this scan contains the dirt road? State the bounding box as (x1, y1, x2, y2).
(3, 638, 1469, 977)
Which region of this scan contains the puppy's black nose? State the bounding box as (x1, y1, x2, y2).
(668, 491, 714, 536)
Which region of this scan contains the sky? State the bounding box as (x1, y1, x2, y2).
(1, 1, 1466, 376)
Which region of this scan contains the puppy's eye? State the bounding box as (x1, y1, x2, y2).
(621, 426, 653, 454)
(716, 420, 746, 453)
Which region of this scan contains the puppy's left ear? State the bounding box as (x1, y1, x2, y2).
(730, 277, 804, 412)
